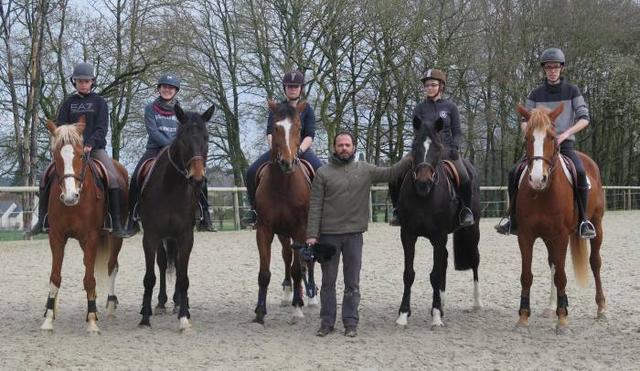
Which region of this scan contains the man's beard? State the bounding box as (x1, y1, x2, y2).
(336, 151, 355, 163)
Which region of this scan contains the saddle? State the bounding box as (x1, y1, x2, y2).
(517, 155, 591, 190)
(139, 147, 169, 195)
(255, 159, 315, 189)
(442, 160, 461, 189)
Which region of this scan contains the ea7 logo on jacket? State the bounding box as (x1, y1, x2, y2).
(70, 103, 95, 113)
(439, 111, 448, 119)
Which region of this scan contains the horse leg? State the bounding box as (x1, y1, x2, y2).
(429, 234, 448, 329)
(253, 228, 273, 324)
(278, 234, 293, 306)
(396, 229, 417, 326)
(105, 235, 122, 319)
(139, 234, 158, 327)
(156, 241, 168, 314)
(549, 235, 570, 334)
(517, 233, 535, 328)
(305, 261, 319, 306)
(41, 234, 67, 332)
(175, 233, 194, 332)
(290, 246, 305, 321)
(81, 234, 100, 334)
(543, 255, 558, 318)
(590, 219, 606, 319)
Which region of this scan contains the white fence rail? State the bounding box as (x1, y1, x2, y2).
(1, 185, 639, 231)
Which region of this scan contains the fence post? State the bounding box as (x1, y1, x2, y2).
(369, 190, 373, 223)
(233, 188, 240, 231)
(627, 189, 632, 210)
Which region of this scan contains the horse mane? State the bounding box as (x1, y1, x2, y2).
(525, 107, 556, 137)
(51, 124, 83, 149)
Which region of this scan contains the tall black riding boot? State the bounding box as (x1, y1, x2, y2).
(577, 186, 596, 239)
(108, 188, 127, 238)
(196, 182, 217, 232)
(30, 184, 50, 236)
(122, 185, 140, 237)
(495, 167, 519, 236)
(458, 182, 475, 227)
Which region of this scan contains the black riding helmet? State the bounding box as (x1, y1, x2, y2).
(70, 62, 96, 86)
(540, 48, 565, 66)
(157, 74, 181, 90)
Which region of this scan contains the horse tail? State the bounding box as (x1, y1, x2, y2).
(453, 224, 480, 271)
(569, 233, 589, 288)
(94, 234, 112, 300)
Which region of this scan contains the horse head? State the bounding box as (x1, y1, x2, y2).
(268, 99, 304, 174)
(172, 104, 215, 184)
(411, 114, 445, 197)
(517, 103, 564, 191)
(47, 116, 88, 206)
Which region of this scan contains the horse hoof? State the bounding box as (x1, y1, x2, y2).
(307, 295, 320, 307)
(138, 318, 151, 328)
(396, 313, 409, 327)
(430, 322, 445, 331)
(178, 317, 192, 332)
(542, 308, 556, 318)
(86, 324, 101, 334)
(155, 306, 167, 315)
(555, 325, 570, 335)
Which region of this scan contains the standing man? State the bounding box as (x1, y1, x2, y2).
(306, 132, 412, 337)
(495, 48, 596, 239)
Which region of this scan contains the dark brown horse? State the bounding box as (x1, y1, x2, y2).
(253, 100, 316, 324)
(515, 104, 605, 334)
(137, 104, 215, 332)
(41, 118, 128, 333)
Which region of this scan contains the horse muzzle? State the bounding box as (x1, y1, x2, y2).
(414, 180, 432, 196)
(528, 172, 549, 191)
(278, 159, 297, 174)
(60, 191, 80, 206)
(186, 156, 206, 182)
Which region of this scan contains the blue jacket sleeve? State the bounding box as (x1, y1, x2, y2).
(145, 104, 172, 148)
(266, 110, 274, 136)
(86, 97, 109, 149)
(300, 105, 316, 139)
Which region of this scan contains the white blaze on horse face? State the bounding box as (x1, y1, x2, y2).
(276, 118, 293, 158)
(423, 137, 431, 163)
(60, 144, 79, 197)
(530, 128, 547, 187)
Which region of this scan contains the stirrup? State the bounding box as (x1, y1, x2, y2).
(495, 217, 516, 236)
(458, 207, 474, 227)
(242, 209, 258, 226)
(579, 220, 596, 240)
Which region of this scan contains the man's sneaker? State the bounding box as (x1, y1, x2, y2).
(316, 325, 334, 337)
(344, 326, 357, 337)
(495, 218, 517, 236)
(459, 207, 474, 227)
(579, 220, 596, 240)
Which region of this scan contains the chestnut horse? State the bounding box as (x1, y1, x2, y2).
(515, 104, 605, 334)
(137, 104, 215, 332)
(252, 100, 317, 324)
(41, 117, 128, 333)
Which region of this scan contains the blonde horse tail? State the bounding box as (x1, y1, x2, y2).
(569, 233, 589, 288)
(94, 234, 112, 300)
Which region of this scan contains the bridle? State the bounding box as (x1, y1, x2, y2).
(413, 161, 440, 185)
(524, 131, 559, 175)
(58, 152, 89, 193)
(167, 142, 205, 181)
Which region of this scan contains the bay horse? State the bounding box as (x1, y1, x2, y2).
(395, 114, 481, 329)
(515, 104, 605, 334)
(137, 104, 215, 332)
(41, 117, 128, 333)
(252, 100, 317, 324)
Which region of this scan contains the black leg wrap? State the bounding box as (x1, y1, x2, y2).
(107, 295, 119, 304)
(44, 297, 56, 317)
(88, 300, 97, 313)
(556, 294, 569, 316)
(519, 296, 530, 316)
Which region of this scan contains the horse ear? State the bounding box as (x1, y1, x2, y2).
(175, 104, 186, 124)
(267, 99, 278, 112)
(412, 115, 421, 131)
(296, 100, 307, 114)
(549, 103, 564, 124)
(75, 115, 86, 134)
(516, 104, 530, 120)
(435, 117, 444, 132)
(46, 119, 57, 134)
(201, 104, 216, 122)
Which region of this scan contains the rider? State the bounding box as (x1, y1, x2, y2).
(389, 68, 474, 227)
(243, 70, 323, 224)
(30, 62, 127, 237)
(495, 48, 596, 239)
(122, 74, 216, 237)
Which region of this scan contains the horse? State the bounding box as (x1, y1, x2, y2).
(40, 117, 128, 333)
(395, 114, 481, 329)
(137, 104, 215, 332)
(514, 104, 605, 334)
(252, 100, 318, 324)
